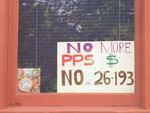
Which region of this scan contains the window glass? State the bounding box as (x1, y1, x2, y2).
(17, 0, 134, 93)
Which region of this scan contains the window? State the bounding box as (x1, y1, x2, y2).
(7, 0, 142, 106)
(18, 0, 135, 93)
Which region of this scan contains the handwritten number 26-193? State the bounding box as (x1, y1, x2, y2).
(94, 71, 134, 85)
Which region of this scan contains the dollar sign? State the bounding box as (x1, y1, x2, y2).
(106, 54, 118, 68)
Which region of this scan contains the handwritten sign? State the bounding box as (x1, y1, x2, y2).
(57, 41, 134, 93)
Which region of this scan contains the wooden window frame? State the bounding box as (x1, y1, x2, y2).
(0, 0, 150, 113)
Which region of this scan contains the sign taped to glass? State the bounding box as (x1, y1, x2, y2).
(57, 41, 134, 93)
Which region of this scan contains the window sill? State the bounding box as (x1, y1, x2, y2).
(0, 106, 149, 113)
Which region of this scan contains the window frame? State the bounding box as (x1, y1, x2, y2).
(8, 0, 143, 106)
(0, 0, 150, 112)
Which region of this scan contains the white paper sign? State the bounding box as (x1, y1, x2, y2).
(57, 41, 134, 93)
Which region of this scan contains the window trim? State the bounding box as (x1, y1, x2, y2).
(0, 0, 150, 112)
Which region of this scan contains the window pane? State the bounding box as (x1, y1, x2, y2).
(17, 0, 134, 93)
